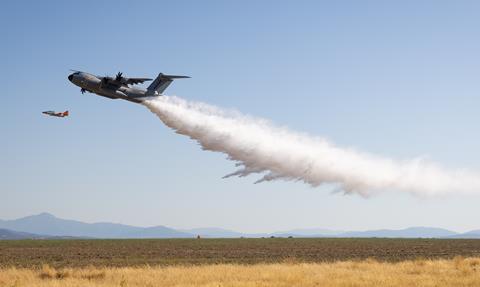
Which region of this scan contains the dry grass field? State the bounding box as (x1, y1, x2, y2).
(1, 257, 480, 287)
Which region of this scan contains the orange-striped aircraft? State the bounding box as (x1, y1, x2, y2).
(42, 110, 69, 118)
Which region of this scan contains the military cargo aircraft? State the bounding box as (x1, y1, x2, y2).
(68, 71, 189, 103)
(43, 110, 69, 117)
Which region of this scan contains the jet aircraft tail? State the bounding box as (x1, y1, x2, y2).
(146, 73, 190, 95)
(63, 111, 69, 117)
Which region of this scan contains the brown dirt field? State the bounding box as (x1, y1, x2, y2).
(1, 238, 480, 268)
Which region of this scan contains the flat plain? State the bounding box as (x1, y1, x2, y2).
(1, 238, 480, 268)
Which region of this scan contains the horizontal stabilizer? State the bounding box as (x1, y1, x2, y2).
(161, 74, 190, 79)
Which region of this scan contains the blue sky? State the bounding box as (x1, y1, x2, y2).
(2, 1, 480, 232)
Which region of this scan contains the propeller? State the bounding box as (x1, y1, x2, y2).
(115, 72, 123, 81)
(81, 88, 86, 94)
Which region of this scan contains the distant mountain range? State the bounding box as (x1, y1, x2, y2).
(339, 227, 457, 238)
(0, 213, 479, 239)
(0, 213, 190, 239)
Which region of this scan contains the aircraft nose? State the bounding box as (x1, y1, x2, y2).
(68, 74, 73, 81)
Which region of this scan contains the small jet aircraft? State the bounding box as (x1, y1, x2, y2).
(42, 110, 69, 118)
(68, 71, 189, 103)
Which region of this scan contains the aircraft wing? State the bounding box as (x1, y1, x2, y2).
(125, 78, 152, 85)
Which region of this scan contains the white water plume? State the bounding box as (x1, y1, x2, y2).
(144, 96, 480, 197)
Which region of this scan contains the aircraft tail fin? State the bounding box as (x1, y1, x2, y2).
(63, 111, 69, 117)
(146, 73, 190, 95)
